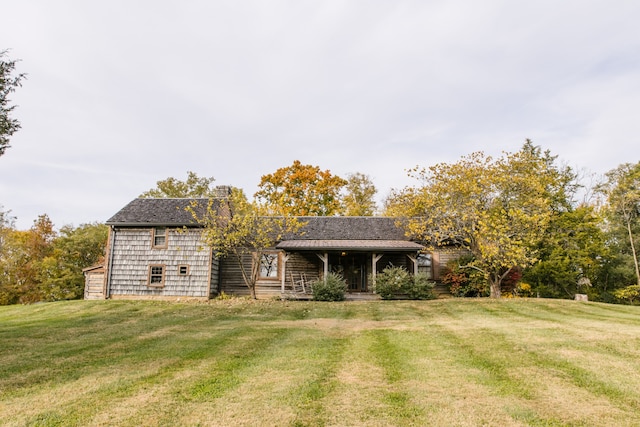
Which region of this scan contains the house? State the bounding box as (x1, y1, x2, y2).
(99, 197, 220, 300)
(90, 194, 458, 300)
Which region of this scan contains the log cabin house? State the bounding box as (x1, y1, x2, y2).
(89, 193, 457, 300)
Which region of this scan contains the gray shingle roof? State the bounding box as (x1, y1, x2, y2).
(106, 198, 217, 226)
(287, 216, 410, 240)
(276, 239, 423, 251)
(106, 200, 420, 250)
(278, 217, 421, 251)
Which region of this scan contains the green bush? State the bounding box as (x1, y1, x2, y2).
(373, 266, 411, 299)
(613, 285, 640, 304)
(407, 273, 437, 300)
(312, 273, 347, 301)
(373, 266, 436, 300)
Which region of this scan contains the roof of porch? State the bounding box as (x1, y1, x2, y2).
(276, 239, 424, 251)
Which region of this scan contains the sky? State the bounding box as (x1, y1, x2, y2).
(1, 1, 639, 230)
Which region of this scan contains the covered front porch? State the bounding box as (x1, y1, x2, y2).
(276, 239, 428, 297)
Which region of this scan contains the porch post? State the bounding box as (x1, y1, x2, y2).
(316, 252, 329, 280)
(407, 254, 418, 275)
(371, 253, 383, 285)
(281, 253, 290, 293)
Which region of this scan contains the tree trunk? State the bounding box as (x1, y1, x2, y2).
(489, 271, 502, 298)
(234, 250, 259, 299)
(249, 252, 260, 299)
(626, 218, 640, 286)
(489, 280, 501, 298)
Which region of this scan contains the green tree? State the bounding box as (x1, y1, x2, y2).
(523, 205, 609, 299)
(1, 50, 26, 157)
(341, 172, 377, 216)
(39, 223, 109, 301)
(392, 141, 573, 298)
(140, 171, 218, 198)
(255, 160, 347, 216)
(189, 188, 302, 299)
(598, 162, 640, 286)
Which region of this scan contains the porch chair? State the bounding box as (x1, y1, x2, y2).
(290, 272, 308, 293)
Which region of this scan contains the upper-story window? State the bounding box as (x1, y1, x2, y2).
(259, 252, 280, 280)
(152, 227, 168, 248)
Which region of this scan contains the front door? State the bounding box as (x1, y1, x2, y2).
(330, 253, 368, 292)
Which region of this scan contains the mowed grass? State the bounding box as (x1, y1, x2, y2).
(1, 299, 640, 426)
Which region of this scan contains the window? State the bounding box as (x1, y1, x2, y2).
(178, 265, 190, 276)
(152, 228, 167, 248)
(259, 252, 279, 279)
(417, 253, 432, 279)
(148, 265, 165, 287)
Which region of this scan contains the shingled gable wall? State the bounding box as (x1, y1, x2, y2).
(102, 196, 227, 301)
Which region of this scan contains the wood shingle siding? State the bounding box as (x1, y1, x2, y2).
(107, 228, 215, 300)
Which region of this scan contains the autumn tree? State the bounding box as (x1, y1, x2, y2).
(598, 162, 640, 286)
(341, 172, 378, 216)
(39, 223, 109, 300)
(1, 50, 26, 157)
(0, 215, 107, 304)
(189, 188, 302, 299)
(391, 141, 572, 298)
(0, 214, 56, 304)
(255, 160, 347, 216)
(140, 171, 218, 198)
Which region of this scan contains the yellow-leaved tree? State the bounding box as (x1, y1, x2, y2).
(189, 188, 302, 299)
(388, 141, 567, 298)
(255, 160, 347, 216)
(341, 172, 378, 216)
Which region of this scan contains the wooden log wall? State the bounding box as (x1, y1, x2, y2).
(219, 251, 322, 298)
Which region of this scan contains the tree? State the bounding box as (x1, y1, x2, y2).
(1, 50, 26, 157)
(341, 172, 378, 216)
(523, 205, 609, 299)
(189, 188, 302, 299)
(40, 223, 108, 300)
(391, 141, 572, 298)
(598, 162, 640, 286)
(0, 215, 108, 304)
(0, 205, 15, 251)
(0, 214, 56, 304)
(140, 171, 218, 198)
(255, 160, 347, 216)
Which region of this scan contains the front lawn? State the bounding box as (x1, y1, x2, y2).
(1, 298, 639, 426)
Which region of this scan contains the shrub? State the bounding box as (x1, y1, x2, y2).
(442, 255, 488, 297)
(373, 266, 412, 300)
(374, 266, 436, 300)
(613, 285, 640, 304)
(407, 273, 437, 300)
(215, 291, 232, 300)
(312, 273, 347, 301)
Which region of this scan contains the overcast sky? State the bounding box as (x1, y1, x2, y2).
(1, 1, 639, 229)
